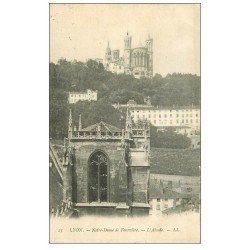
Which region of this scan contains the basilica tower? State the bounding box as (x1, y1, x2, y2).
(124, 32, 132, 71)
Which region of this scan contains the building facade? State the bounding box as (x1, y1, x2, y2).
(130, 105, 200, 133)
(114, 101, 200, 136)
(149, 175, 200, 215)
(104, 32, 153, 79)
(60, 110, 151, 216)
(68, 89, 97, 104)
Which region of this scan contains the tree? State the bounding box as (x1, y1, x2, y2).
(150, 125, 191, 149)
(49, 59, 200, 141)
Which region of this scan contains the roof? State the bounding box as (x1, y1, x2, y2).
(132, 47, 147, 52)
(150, 186, 194, 199)
(129, 105, 200, 111)
(162, 189, 183, 199)
(150, 179, 196, 199)
(82, 121, 122, 133)
(69, 89, 97, 94)
(127, 99, 137, 105)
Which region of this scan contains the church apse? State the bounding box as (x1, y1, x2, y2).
(62, 109, 150, 216)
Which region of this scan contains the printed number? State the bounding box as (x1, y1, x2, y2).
(58, 229, 63, 233)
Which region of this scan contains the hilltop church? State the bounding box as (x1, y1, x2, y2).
(104, 32, 153, 79)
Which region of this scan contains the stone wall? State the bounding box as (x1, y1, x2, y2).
(129, 166, 150, 203)
(71, 140, 128, 204)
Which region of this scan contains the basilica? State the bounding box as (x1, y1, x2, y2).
(104, 32, 153, 79)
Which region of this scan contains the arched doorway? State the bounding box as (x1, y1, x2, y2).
(88, 150, 109, 202)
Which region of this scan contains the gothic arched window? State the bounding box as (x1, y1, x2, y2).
(88, 150, 109, 202)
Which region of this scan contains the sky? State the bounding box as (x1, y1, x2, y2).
(50, 4, 200, 76)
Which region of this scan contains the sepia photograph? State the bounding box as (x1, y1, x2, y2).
(3, 0, 250, 249)
(49, 3, 201, 243)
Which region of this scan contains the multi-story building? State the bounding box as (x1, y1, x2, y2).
(104, 32, 153, 79)
(114, 100, 200, 136)
(130, 105, 200, 135)
(68, 89, 97, 104)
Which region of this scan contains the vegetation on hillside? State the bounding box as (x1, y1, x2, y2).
(150, 126, 191, 149)
(150, 148, 200, 176)
(49, 59, 200, 149)
(50, 58, 200, 106)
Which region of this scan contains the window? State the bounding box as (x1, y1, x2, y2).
(148, 114, 151, 118)
(182, 114, 184, 118)
(159, 114, 161, 118)
(88, 151, 109, 202)
(176, 114, 179, 118)
(186, 114, 188, 117)
(176, 119, 179, 124)
(154, 120, 156, 124)
(186, 119, 188, 123)
(164, 114, 167, 118)
(170, 120, 172, 124)
(170, 114, 172, 117)
(182, 119, 185, 123)
(196, 114, 198, 117)
(190, 119, 193, 123)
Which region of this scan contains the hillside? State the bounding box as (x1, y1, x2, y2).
(50, 59, 200, 107)
(150, 148, 200, 176)
(49, 59, 200, 140)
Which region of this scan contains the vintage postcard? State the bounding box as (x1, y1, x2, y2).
(49, 3, 201, 243)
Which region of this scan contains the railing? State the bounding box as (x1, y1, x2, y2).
(71, 132, 123, 140)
